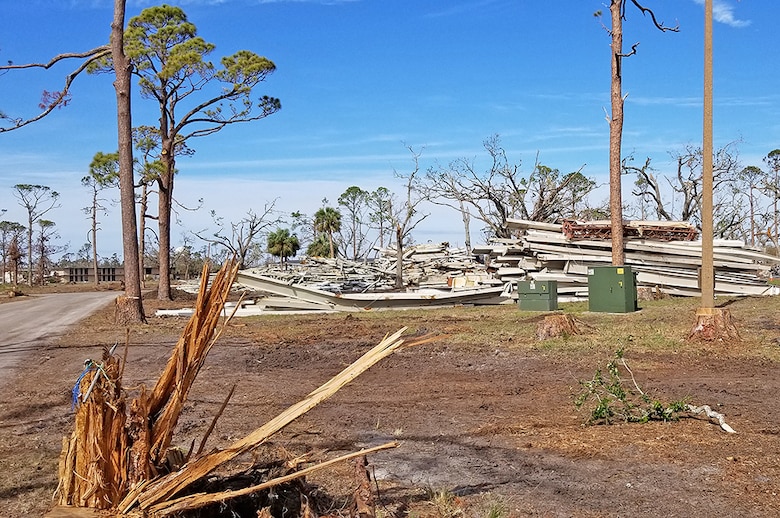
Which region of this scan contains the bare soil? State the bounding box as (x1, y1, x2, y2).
(1, 286, 780, 517)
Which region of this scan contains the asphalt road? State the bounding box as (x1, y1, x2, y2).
(0, 291, 118, 386)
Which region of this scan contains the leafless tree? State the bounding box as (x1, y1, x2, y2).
(422, 166, 474, 250)
(35, 219, 59, 285)
(195, 201, 280, 269)
(0, 221, 25, 284)
(624, 142, 747, 239)
(738, 165, 767, 247)
(390, 146, 430, 289)
(424, 135, 597, 242)
(597, 1, 678, 264)
(624, 156, 673, 221)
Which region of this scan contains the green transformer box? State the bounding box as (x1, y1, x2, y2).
(517, 280, 558, 311)
(587, 265, 638, 313)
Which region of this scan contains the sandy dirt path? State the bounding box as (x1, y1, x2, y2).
(0, 292, 118, 386)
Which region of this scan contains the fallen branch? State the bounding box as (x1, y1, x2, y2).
(132, 330, 438, 511)
(353, 455, 375, 518)
(147, 442, 399, 516)
(687, 404, 736, 434)
(195, 384, 236, 457)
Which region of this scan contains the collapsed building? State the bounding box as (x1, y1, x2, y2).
(209, 219, 780, 315)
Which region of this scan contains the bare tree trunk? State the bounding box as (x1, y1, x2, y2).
(26, 216, 33, 287)
(92, 191, 100, 286)
(112, 0, 145, 323)
(138, 183, 148, 289)
(459, 199, 472, 251)
(609, 1, 626, 265)
(775, 170, 779, 251)
(749, 185, 755, 247)
(156, 135, 176, 300)
(158, 179, 172, 300)
(395, 224, 403, 290)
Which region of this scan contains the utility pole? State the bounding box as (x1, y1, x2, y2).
(691, 0, 737, 340)
(701, 0, 714, 308)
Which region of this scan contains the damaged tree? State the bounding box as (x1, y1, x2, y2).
(597, 1, 678, 265)
(93, 5, 282, 301)
(390, 146, 429, 289)
(1, 4, 146, 322)
(58, 259, 241, 508)
(56, 258, 433, 516)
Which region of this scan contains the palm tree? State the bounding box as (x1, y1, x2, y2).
(267, 228, 300, 269)
(313, 207, 341, 259)
(306, 234, 331, 258)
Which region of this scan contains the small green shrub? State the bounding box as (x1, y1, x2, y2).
(574, 345, 688, 425)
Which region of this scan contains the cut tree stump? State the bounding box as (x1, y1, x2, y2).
(688, 307, 739, 342)
(536, 314, 592, 341)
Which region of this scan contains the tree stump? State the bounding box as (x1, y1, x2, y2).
(114, 296, 146, 325)
(536, 314, 591, 341)
(688, 307, 739, 342)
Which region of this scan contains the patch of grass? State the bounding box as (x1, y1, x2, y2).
(423, 487, 464, 518)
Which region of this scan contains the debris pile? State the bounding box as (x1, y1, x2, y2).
(473, 218, 780, 298)
(250, 242, 493, 293)
(56, 259, 431, 516)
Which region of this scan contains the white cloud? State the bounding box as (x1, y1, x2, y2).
(692, 0, 751, 28)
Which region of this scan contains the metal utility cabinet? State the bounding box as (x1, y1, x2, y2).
(587, 266, 638, 313)
(517, 280, 558, 311)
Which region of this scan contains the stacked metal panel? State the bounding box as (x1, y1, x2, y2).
(473, 219, 780, 298)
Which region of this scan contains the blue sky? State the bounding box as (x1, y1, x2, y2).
(0, 0, 774, 259)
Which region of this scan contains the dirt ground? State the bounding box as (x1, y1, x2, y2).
(1, 286, 780, 517)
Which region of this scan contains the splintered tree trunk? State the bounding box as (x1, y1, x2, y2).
(58, 260, 239, 512)
(58, 352, 127, 509)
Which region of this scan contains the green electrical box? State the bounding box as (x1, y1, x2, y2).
(517, 280, 558, 311)
(587, 266, 638, 313)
